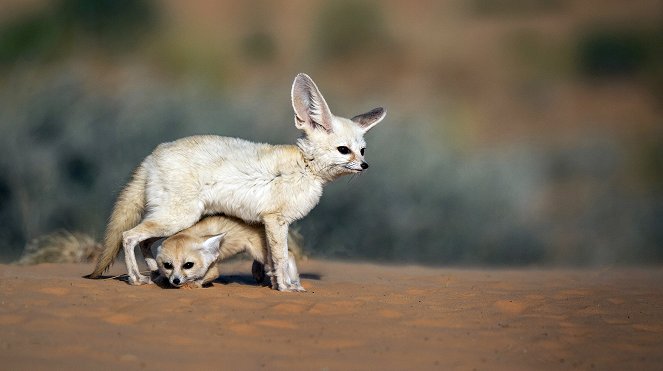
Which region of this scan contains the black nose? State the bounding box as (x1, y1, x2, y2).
(361, 162, 369, 169)
(172, 278, 180, 285)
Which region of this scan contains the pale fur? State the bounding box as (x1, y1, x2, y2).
(88, 73, 385, 291)
(151, 215, 303, 290)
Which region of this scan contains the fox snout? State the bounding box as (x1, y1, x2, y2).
(170, 276, 183, 287)
(345, 161, 369, 173)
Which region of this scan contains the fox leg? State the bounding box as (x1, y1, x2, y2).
(138, 240, 158, 272)
(139, 237, 165, 282)
(263, 215, 304, 292)
(121, 229, 151, 285)
(122, 215, 200, 285)
(199, 262, 220, 287)
(252, 254, 303, 290)
(250, 241, 303, 290)
(285, 254, 305, 292)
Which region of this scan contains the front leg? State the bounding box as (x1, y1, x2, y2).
(122, 232, 152, 285)
(263, 214, 296, 292)
(199, 262, 221, 287)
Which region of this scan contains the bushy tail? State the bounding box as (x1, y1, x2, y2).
(87, 165, 147, 278)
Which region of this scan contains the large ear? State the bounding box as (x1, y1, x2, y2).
(291, 73, 334, 132)
(200, 233, 225, 260)
(351, 107, 386, 132)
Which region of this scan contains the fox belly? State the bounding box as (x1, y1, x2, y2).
(202, 169, 278, 223)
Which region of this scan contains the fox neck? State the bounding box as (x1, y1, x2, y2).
(296, 137, 339, 183)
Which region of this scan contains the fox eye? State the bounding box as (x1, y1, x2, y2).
(182, 262, 194, 269)
(163, 262, 173, 270)
(337, 146, 351, 155)
(360, 148, 365, 156)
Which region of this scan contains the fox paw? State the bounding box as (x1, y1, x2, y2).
(277, 281, 306, 292)
(128, 274, 153, 286)
(287, 281, 306, 292)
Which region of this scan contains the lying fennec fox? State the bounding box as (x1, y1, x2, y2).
(88, 73, 385, 291)
(150, 215, 302, 290)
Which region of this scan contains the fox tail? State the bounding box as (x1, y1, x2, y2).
(87, 165, 147, 278)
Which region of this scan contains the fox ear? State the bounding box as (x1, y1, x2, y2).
(291, 73, 334, 133)
(352, 107, 386, 132)
(200, 233, 224, 259)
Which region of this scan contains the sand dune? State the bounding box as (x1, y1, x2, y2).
(1, 260, 662, 370)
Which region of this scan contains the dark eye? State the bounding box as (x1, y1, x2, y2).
(337, 146, 351, 155)
(360, 148, 365, 156)
(163, 262, 173, 270)
(182, 262, 194, 269)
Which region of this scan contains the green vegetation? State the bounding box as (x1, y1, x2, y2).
(0, 0, 157, 66)
(0, 12, 62, 65)
(314, 1, 390, 60)
(242, 31, 277, 63)
(577, 29, 653, 78)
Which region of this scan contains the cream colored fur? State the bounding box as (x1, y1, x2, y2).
(151, 215, 303, 290)
(88, 73, 385, 291)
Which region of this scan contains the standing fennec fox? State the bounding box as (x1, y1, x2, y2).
(151, 215, 303, 289)
(88, 73, 385, 291)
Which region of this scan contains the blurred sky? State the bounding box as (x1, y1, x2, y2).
(0, 0, 661, 265)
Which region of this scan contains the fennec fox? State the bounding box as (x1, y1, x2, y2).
(151, 215, 302, 290)
(88, 73, 385, 291)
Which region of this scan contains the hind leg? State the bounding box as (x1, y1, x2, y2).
(123, 214, 201, 285)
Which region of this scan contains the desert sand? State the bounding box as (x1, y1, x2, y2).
(1, 259, 662, 370)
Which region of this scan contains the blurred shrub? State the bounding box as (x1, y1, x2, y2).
(576, 28, 663, 100)
(0, 0, 157, 66)
(0, 12, 62, 65)
(577, 30, 648, 78)
(57, 0, 158, 49)
(314, 0, 390, 60)
(470, 0, 566, 15)
(242, 31, 277, 63)
(61, 153, 97, 190)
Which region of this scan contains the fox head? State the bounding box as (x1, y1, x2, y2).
(154, 233, 224, 288)
(291, 73, 386, 180)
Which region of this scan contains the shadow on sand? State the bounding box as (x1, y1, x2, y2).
(83, 272, 322, 289)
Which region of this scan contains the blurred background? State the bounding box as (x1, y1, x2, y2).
(0, 0, 661, 265)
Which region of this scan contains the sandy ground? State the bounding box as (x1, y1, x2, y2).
(1, 260, 662, 370)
